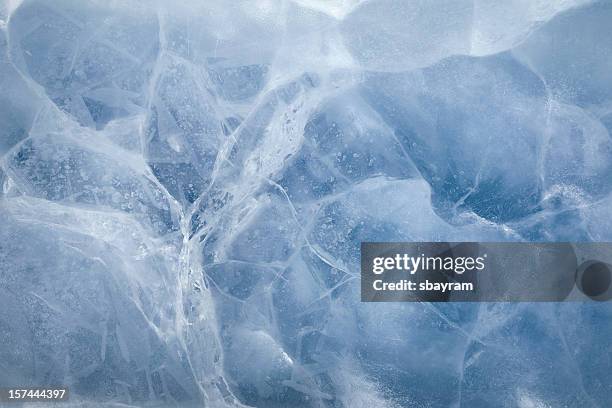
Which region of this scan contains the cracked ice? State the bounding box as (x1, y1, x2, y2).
(1, 0, 611, 407)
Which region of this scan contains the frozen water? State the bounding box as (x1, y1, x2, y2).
(1, 1, 612, 407)
(341, 0, 474, 72)
(340, 0, 590, 72)
(514, 2, 612, 108)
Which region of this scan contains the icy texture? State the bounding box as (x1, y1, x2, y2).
(1, 1, 612, 407)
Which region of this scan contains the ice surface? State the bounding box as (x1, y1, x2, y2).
(1, 1, 612, 407)
(514, 1, 612, 108)
(340, 0, 589, 72)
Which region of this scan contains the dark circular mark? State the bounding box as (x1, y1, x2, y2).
(581, 262, 611, 298)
